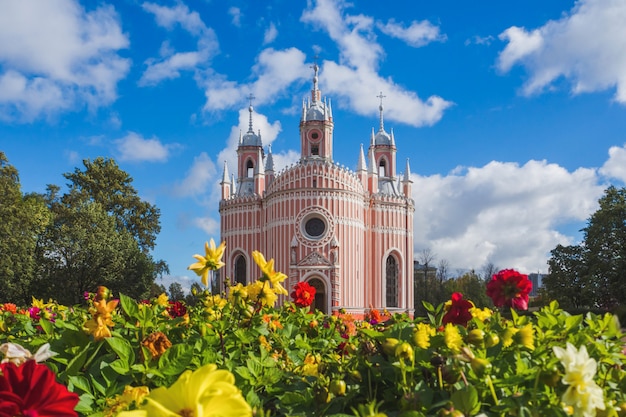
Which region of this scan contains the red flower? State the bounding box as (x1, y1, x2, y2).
(167, 300, 188, 318)
(0, 360, 79, 417)
(442, 292, 474, 327)
(291, 281, 316, 308)
(486, 269, 533, 310)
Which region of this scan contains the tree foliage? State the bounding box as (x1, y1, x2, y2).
(0, 154, 166, 304)
(63, 157, 161, 252)
(0, 153, 51, 304)
(545, 186, 626, 310)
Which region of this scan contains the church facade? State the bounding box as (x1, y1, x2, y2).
(219, 65, 415, 317)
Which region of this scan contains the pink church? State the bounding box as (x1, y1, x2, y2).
(219, 65, 414, 317)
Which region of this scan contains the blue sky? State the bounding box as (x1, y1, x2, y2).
(2, 0, 626, 292)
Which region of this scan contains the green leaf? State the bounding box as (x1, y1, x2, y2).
(451, 385, 480, 416)
(67, 375, 93, 395)
(158, 343, 193, 376)
(64, 342, 92, 376)
(38, 318, 54, 336)
(109, 358, 130, 375)
(106, 336, 134, 364)
(119, 293, 139, 319)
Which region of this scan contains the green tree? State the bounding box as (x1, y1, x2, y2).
(33, 159, 167, 304)
(0, 153, 51, 304)
(168, 282, 185, 300)
(582, 186, 626, 308)
(63, 157, 161, 252)
(545, 186, 626, 310)
(544, 244, 592, 309)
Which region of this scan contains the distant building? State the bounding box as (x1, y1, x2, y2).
(528, 273, 545, 297)
(219, 65, 415, 317)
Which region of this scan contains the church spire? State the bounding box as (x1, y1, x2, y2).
(247, 93, 255, 133)
(311, 58, 321, 103)
(377, 91, 386, 132)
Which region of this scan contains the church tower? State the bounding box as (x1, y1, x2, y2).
(300, 63, 333, 161)
(235, 95, 265, 196)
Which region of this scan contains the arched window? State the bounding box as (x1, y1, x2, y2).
(378, 158, 387, 177)
(311, 145, 319, 156)
(385, 255, 398, 307)
(234, 255, 247, 285)
(246, 160, 254, 178)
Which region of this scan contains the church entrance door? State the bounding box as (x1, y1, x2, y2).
(307, 278, 327, 314)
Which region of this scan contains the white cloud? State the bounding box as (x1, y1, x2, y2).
(496, 0, 626, 102)
(140, 49, 208, 86)
(141, 2, 218, 86)
(203, 48, 309, 112)
(142, 2, 207, 36)
(301, 0, 453, 127)
(412, 160, 604, 273)
(377, 18, 446, 48)
(228, 7, 242, 27)
(172, 152, 217, 197)
(264, 22, 278, 45)
(600, 143, 626, 183)
(114, 132, 174, 162)
(0, 0, 129, 121)
(193, 216, 220, 235)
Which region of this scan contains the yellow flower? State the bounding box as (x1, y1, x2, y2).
(84, 315, 113, 341)
(228, 283, 249, 303)
(204, 294, 227, 310)
(502, 327, 519, 348)
(469, 307, 493, 322)
(188, 239, 226, 286)
(247, 281, 278, 307)
(444, 323, 463, 353)
(252, 251, 288, 296)
(301, 353, 319, 376)
(515, 323, 535, 350)
(156, 293, 169, 307)
(413, 323, 436, 349)
(117, 363, 251, 417)
(553, 343, 605, 417)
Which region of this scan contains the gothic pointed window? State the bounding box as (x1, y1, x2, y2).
(385, 255, 398, 307)
(234, 255, 247, 285)
(246, 160, 254, 178)
(379, 158, 387, 177)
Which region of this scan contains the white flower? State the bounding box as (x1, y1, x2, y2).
(553, 342, 605, 417)
(0, 342, 57, 365)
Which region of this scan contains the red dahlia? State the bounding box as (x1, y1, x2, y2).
(291, 281, 316, 308)
(442, 292, 474, 327)
(0, 360, 79, 417)
(486, 269, 533, 310)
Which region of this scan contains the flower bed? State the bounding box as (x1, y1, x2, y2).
(1, 242, 625, 417)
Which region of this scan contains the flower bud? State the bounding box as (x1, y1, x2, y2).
(484, 332, 500, 348)
(466, 329, 485, 347)
(470, 357, 492, 377)
(395, 342, 414, 361)
(382, 338, 400, 356)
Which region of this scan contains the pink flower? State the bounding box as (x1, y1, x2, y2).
(486, 269, 533, 310)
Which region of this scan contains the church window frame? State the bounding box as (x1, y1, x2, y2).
(385, 254, 399, 308)
(378, 157, 387, 177)
(246, 159, 254, 178)
(234, 253, 247, 285)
